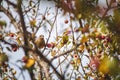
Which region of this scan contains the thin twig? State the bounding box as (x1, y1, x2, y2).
(0, 6, 20, 32)
(51, 43, 81, 61)
(6, 0, 17, 8)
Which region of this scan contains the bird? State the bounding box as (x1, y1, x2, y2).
(35, 35, 45, 49)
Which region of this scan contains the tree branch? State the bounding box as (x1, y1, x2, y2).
(6, 0, 17, 8)
(0, 5, 20, 32)
(51, 43, 81, 62)
(17, 0, 28, 46)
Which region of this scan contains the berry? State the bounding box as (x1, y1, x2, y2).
(100, 35, 105, 40)
(22, 56, 28, 63)
(73, 54, 78, 59)
(106, 36, 111, 42)
(9, 33, 14, 37)
(64, 20, 68, 24)
(42, 16, 46, 20)
(12, 47, 17, 51)
(11, 44, 18, 52)
(46, 42, 55, 48)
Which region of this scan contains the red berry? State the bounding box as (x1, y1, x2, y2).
(46, 42, 55, 48)
(70, 60, 74, 64)
(11, 44, 18, 52)
(74, 28, 79, 32)
(42, 16, 46, 20)
(12, 47, 17, 51)
(106, 36, 111, 42)
(9, 33, 14, 37)
(100, 35, 105, 39)
(22, 56, 28, 63)
(46, 43, 52, 48)
(73, 54, 78, 59)
(65, 20, 68, 24)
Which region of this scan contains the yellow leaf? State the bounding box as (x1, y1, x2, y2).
(30, 19, 36, 27)
(98, 55, 109, 74)
(0, 53, 8, 63)
(0, 20, 7, 26)
(16, 37, 22, 45)
(62, 34, 69, 44)
(25, 58, 35, 68)
(82, 24, 89, 33)
(78, 45, 84, 52)
(12, 70, 16, 75)
(77, 14, 82, 19)
(80, 36, 88, 43)
(95, 32, 101, 38)
(76, 58, 81, 65)
(51, 50, 56, 57)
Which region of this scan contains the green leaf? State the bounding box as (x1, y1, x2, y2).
(0, 20, 7, 26)
(6, 47, 12, 52)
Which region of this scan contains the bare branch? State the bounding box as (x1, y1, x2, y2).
(51, 43, 81, 61)
(0, 5, 20, 32)
(6, 0, 17, 8)
(17, 0, 28, 46)
(26, 47, 65, 80)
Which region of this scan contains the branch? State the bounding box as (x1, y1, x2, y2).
(28, 51, 50, 80)
(50, 53, 70, 76)
(27, 47, 65, 80)
(51, 43, 81, 61)
(17, 0, 28, 46)
(42, 7, 58, 53)
(35, 8, 48, 34)
(17, 1, 36, 79)
(6, 0, 17, 8)
(95, 0, 113, 27)
(16, 4, 64, 78)
(0, 5, 20, 32)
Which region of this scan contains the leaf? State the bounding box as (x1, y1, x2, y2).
(25, 58, 35, 68)
(6, 47, 12, 52)
(29, 1, 32, 6)
(78, 44, 84, 52)
(0, 53, 8, 66)
(16, 37, 22, 45)
(51, 50, 56, 57)
(30, 19, 36, 27)
(82, 24, 89, 33)
(77, 14, 82, 19)
(0, 20, 7, 26)
(113, 9, 120, 24)
(76, 58, 81, 65)
(12, 69, 16, 75)
(60, 34, 69, 46)
(98, 55, 109, 74)
(99, 21, 108, 33)
(80, 35, 89, 43)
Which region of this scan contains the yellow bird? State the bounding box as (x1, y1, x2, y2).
(35, 35, 45, 49)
